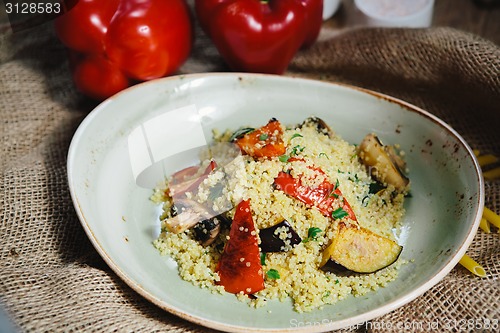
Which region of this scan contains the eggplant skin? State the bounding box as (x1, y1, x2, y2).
(259, 220, 302, 253)
(320, 224, 402, 273)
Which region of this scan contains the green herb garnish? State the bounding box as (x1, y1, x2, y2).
(291, 133, 303, 140)
(331, 207, 348, 220)
(229, 127, 254, 142)
(308, 227, 322, 239)
(303, 227, 322, 243)
(290, 145, 305, 156)
(348, 173, 359, 183)
(318, 152, 329, 159)
(279, 154, 290, 163)
(260, 253, 267, 266)
(266, 269, 280, 280)
(328, 179, 340, 198)
(259, 133, 269, 141)
(329, 192, 339, 198)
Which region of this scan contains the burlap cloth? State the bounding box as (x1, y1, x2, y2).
(1, 5, 499, 333)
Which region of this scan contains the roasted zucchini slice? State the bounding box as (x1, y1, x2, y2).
(320, 223, 402, 273)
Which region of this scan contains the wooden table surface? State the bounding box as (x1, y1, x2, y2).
(326, 0, 500, 45)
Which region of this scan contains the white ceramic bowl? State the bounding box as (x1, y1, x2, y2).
(67, 73, 483, 332)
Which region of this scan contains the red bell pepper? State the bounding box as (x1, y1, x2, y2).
(274, 163, 357, 221)
(216, 199, 265, 294)
(234, 118, 286, 158)
(194, 0, 323, 74)
(168, 160, 218, 198)
(55, 0, 192, 100)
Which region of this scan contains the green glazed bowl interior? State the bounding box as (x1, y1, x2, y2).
(67, 73, 483, 332)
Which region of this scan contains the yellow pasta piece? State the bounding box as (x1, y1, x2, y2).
(479, 217, 490, 233)
(483, 207, 500, 229)
(483, 167, 500, 180)
(477, 154, 499, 167)
(473, 149, 480, 157)
(459, 254, 486, 277)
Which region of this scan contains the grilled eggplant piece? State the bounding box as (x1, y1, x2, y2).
(320, 223, 402, 273)
(259, 220, 302, 252)
(299, 117, 334, 137)
(193, 217, 221, 246)
(193, 213, 230, 246)
(358, 134, 409, 193)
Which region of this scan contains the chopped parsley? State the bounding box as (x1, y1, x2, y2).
(290, 145, 305, 156)
(328, 179, 340, 198)
(348, 173, 360, 183)
(331, 207, 348, 220)
(291, 133, 303, 140)
(279, 154, 290, 163)
(318, 152, 329, 159)
(260, 252, 267, 266)
(259, 133, 268, 141)
(329, 192, 339, 199)
(266, 269, 280, 280)
(303, 227, 322, 243)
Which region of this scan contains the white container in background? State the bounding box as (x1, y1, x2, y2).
(323, 0, 341, 20)
(354, 0, 435, 27)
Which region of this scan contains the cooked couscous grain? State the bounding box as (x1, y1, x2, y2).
(153, 117, 408, 312)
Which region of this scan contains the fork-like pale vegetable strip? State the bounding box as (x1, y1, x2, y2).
(459, 254, 486, 277)
(483, 207, 500, 229)
(477, 154, 499, 167)
(483, 167, 500, 180)
(479, 217, 491, 233)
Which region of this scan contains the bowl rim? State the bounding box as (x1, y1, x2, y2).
(67, 72, 485, 333)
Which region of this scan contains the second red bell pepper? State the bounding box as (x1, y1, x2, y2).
(195, 0, 323, 74)
(55, 0, 192, 100)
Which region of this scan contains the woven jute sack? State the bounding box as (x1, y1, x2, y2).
(0, 16, 499, 333)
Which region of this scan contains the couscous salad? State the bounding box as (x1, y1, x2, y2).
(152, 117, 410, 312)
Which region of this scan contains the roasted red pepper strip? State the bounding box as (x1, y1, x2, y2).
(194, 0, 323, 74)
(274, 167, 357, 221)
(234, 119, 286, 158)
(216, 199, 265, 294)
